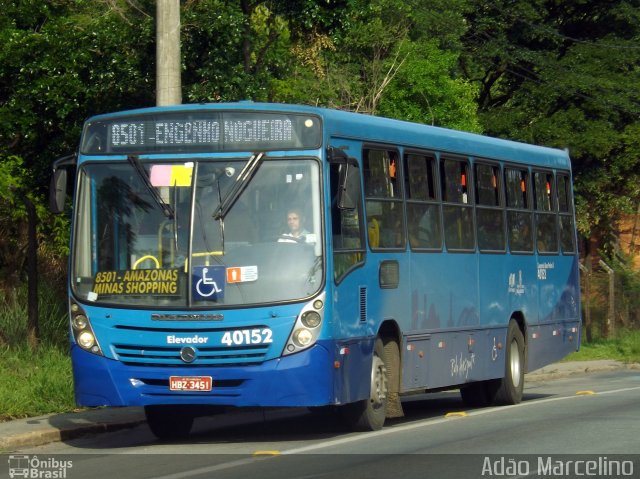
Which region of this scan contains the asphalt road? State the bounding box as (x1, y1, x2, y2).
(4, 369, 639, 479)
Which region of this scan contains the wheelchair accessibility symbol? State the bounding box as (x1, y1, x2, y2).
(192, 266, 225, 301)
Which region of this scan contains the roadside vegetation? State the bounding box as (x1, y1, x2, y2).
(566, 330, 640, 364)
(0, 286, 74, 421)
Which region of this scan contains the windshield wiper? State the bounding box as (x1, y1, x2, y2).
(212, 152, 265, 221)
(127, 155, 174, 219)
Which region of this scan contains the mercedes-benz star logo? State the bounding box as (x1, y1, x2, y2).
(180, 346, 197, 363)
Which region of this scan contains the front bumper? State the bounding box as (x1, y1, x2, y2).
(71, 341, 339, 408)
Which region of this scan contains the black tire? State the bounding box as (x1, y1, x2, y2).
(145, 405, 194, 441)
(460, 321, 525, 407)
(493, 320, 525, 405)
(341, 337, 388, 431)
(383, 337, 404, 418)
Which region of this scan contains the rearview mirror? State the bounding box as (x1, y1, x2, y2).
(338, 163, 360, 210)
(49, 168, 67, 214)
(49, 154, 77, 214)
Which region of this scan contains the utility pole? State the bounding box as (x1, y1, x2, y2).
(156, 0, 182, 106)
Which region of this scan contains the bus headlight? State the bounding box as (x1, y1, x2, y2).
(283, 293, 325, 356)
(72, 315, 88, 330)
(301, 311, 321, 328)
(293, 329, 313, 347)
(69, 301, 103, 356)
(77, 331, 96, 349)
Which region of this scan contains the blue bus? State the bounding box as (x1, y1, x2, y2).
(50, 102, 581, 439)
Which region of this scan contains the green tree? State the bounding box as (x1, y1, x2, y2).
(182, 0, 292, 102)
(460, 0, 640, 253)
(0, 0, 155, 291)
(1, 0, 155, 188)
(273, 0, 481, 131)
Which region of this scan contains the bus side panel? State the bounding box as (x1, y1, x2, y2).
(333, 337, 375, 404)
(505, 254, 539, 327)
(402, 251, 480, 390)
(408, 252, 479, 332)
(478, 254, 509, 329)
(403, 326, 509, 391)
(527, 255, 581, 371)
(329, 253, 411, 404)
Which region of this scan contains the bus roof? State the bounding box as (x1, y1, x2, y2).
(85, 102, 570, 169)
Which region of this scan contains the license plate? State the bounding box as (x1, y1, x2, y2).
(169, 376, 212, 391)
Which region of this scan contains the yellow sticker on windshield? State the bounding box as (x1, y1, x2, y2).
(150, 164, 193, 187)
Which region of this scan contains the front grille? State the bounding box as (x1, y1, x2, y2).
(113, 343, 269, 367)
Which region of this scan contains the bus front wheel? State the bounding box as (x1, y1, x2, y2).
(341, 337, 388, 431)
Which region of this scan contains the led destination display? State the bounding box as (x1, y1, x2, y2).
(81, 111, 322, 154)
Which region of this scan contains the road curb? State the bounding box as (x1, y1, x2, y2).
(0, 408, 145, 453)
(526, 359, 639, 382)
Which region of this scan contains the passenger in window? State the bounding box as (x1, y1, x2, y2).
(368, 217, 380, 248)
(278, 208, 310, 243)
(365, 201, 381, 248)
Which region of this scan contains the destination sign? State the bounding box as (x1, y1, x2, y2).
(92, 268, 180, 296)
(81, 111, 322, 154)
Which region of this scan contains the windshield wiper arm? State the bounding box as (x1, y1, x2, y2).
(212, 152, 265, 221)
(127, 155, 174, 219)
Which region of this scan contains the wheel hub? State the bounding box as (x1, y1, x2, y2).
(370, 355, 388, 407)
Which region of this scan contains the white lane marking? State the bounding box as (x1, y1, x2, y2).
(285, 386, 640, 455)
(153, 385, 640, 479)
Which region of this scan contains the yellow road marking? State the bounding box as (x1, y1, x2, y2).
(253, 450, 281, 456)
(445, 411, 468, 418)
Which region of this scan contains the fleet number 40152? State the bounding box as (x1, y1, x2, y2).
(221, 328, 273, 346)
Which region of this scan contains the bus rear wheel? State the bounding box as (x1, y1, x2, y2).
(494, 320, 525, 405)
(145, 405, 194, 441)
(460, 321, 525, 407)
(342, 337, 388, 431)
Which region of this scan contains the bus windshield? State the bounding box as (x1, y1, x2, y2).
(72, 157, 323, 307)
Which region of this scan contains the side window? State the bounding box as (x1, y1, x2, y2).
(363, 148, 405, 249)
(533, 170, 558, 254)
(405, 152, 442, 250)
(441, 157, 474, 251)
(330, 162, 365, 282)
(557, 172, 576, 254)
(505, 167, 533, 253)
(475, 162, 505, 252)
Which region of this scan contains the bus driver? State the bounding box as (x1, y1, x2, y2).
(278, 208, 310, 243)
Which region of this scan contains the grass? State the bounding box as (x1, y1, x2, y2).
(0, 285, 76, 421)
(0, 344, 75, 421)
(565, 329, 640, 364)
